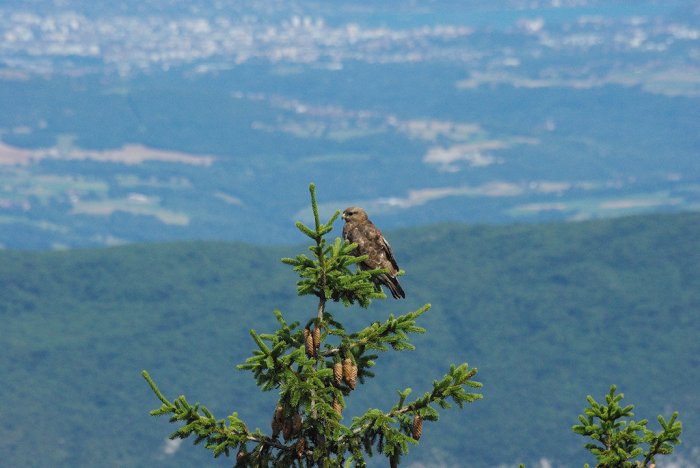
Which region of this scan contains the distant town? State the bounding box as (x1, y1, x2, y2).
(1, 1, 698, 95)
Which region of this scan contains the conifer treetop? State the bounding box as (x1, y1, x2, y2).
(142, 183, 483, 466)
(572, 385, 682, 468)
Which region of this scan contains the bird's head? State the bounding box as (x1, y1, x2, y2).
(342, 206, 368, 222)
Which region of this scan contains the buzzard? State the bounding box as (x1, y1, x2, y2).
(342, 207, 405, 299)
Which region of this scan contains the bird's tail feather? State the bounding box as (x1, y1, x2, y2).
(382, 274, 405, 299)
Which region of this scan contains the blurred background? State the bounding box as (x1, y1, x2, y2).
(1, 0, 699, 249)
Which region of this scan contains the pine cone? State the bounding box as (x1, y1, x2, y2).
(271, 405, 283, 438)
(304, 327, 314, 357)
(412, 414, 423, 440)
(312, 325, 321, 350)
(347, 363, 357, 390)
(292, 413, 302, 435)
(333, 361, 343, 386)
(342, 357, 353, 387)
(236, 449, 246, 462)
(283, 417, 293, 441)
(296, 437, 306, 459)
(332, 396, 343, 416)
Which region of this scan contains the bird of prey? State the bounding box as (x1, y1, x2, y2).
(342, 207, 405, 299)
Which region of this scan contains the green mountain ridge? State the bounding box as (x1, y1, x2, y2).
(1, 212, 699, 466)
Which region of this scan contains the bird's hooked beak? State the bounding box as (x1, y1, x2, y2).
(341, 211, 348, 220)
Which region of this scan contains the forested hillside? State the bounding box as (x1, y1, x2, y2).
(1, 212, 698, 466)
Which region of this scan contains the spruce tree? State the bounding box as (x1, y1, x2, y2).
(572, 385, 682, 467)
(142, 183, 483, 466)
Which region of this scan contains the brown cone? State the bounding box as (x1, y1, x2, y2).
(347, 363, 357, 390)
(271, 405, 283, 438)
(412, 414, 423, 440)
(342, 358, 353, 387)
(296, 437, 306, 459)
(283, 418, 293, 441)
(312, 325, 321, 350)
(333, 361, 343, 386)
(333, 396, 343, 416)
(292, 413, 302, 435)
(304, 328, 315, 357)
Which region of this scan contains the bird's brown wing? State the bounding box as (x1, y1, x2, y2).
(351, 220, 398, 274)
(344, 219, 405, 299)
(378, 233, 400, 273)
